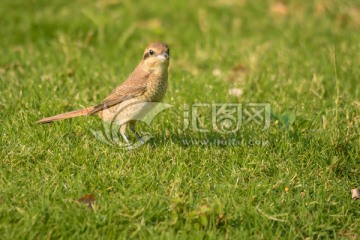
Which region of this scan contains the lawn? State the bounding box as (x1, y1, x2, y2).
(0, 0, 359, 239)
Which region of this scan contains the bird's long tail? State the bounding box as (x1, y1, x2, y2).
(36, 106, 95, 124)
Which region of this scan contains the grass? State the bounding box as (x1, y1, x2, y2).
(1, 0, 360, 239)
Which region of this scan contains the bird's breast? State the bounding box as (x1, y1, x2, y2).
(144, 72, 168, 102)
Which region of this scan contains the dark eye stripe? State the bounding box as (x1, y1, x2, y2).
(143, 48, 169, 60)
(143, 52, 150, 59)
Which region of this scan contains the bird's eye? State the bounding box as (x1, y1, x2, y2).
(149, 50, 154, 55)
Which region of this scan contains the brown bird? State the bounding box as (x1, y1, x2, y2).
(37, 42, 170, 145)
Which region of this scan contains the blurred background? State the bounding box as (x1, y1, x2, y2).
(1, 0, 359, 110)
(1, 0, 359, 138)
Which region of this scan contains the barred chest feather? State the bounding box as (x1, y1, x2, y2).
(144, 71, 168, 102)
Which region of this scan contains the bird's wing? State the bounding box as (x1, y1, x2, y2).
(88, 65, 150, 115)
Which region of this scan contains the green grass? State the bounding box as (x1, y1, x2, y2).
(1, 0, 360, 239)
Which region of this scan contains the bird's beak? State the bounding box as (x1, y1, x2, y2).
(157, 52, 169, 61)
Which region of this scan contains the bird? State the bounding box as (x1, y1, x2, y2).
(37, 42, 170, 145)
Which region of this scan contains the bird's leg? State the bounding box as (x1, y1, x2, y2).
(119, 123, 130, 145)
(129, 121, 144, 143)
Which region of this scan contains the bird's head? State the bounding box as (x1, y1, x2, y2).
(141, 42, 170, 72)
